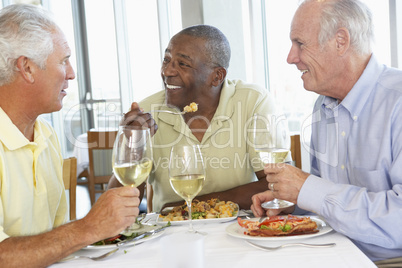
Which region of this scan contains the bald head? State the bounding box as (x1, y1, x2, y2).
(298, 0, 373, 55)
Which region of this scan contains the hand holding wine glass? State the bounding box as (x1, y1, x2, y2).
(252, 113, 294, 209)
(168, 145, 205, 233)
(112, 126, 153, 233)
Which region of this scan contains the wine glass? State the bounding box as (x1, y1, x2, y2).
(168, 145, 206, 233)
(252, 113, 294, 209)
(112, 126, 153, 233)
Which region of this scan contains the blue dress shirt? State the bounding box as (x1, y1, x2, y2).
(298, 55, 402, 261)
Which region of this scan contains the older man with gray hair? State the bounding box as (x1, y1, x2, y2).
(251, 0, 402, 263)
(0, 4, 140, 267)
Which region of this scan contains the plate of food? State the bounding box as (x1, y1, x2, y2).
(84, 224, 166, 250)
(157, 199, 239, 225)
(226, 215, 333, 241)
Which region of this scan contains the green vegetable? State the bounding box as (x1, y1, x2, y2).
(92, 240, 105, 246)
(191, 211, 207, 219)
(279, 224, 292, 232)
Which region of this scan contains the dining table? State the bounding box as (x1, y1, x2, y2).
(51, 212, 376, 268)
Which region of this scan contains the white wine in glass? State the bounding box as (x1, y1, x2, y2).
(169, 174, 205, 201)
(169, 145, 205, 233)
(112, 126, 153, 232)
(252, 113, 294, 209)
(113, 160, 152, 187)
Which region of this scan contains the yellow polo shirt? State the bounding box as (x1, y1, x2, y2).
(140, 79, 277, 211)
(0, 108, 67, 242)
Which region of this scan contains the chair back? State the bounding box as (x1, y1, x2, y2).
(63, 157, 77, 220)
(290, 134, 302, 169)
(87, 130, 118, 205)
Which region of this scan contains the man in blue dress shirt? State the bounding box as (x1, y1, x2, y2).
(251, 0, 402, 262)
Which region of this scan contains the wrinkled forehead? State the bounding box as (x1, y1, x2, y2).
(52, 29, 70, 49)
(291, 2, 322, 35)
(168, 33, 207, 48)
(166, 34, 208, 59)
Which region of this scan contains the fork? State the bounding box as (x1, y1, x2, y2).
(150, 110, 185, 115)
(59, 248, 119, 262)
(246, 240, 336, 251)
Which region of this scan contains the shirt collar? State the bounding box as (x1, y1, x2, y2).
(0, 107, 53, 151)
(321, 54, 384, 119)
(341, 54, 384, 119)
(213, 79, 235, 120)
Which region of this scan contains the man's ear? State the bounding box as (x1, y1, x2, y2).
(335, 27, 350, 56)
(211, 67, 227, 87)
(16, 56, 35, 83)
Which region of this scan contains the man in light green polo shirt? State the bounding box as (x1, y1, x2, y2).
(112, 25, 283, 212)
(0, 4, 141, 267)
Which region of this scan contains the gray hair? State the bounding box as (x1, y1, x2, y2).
(177, 25, 231, 69)
(302, 0, 374, 55)
(0, 4, 58, 86)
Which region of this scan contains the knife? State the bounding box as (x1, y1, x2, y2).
(116, 224, 170, 247)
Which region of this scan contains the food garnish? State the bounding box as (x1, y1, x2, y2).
(183, 102, 198, 113)
(91, 223, 169, 246)
(92, 233, 138, 246)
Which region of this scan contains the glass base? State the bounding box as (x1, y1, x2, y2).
(120, 222, 143, 236)
(261, 199, 294, 209)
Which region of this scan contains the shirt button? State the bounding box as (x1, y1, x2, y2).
(341, 131, 346, 137)
(353, 115, 358, 121)
(341, 165, 345, 170)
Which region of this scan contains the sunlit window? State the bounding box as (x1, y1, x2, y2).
(8, 0, 40, 5)
(47, 0, 80, 154)
(264, 0, 318, 134)
(125, 0, 182, 103)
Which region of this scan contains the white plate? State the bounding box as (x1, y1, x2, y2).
(84, 225, 165, 250)
(156, 206, 239, 225)
(226, 216, 333, 241)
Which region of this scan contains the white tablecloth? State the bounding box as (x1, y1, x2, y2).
(51, 214, 376, 268)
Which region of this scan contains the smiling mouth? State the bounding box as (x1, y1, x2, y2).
(300, 70, 309, 76)
(166, 84, 181, 90)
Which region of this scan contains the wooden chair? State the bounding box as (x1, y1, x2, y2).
(63, 157, 77, 221)
(87, 130, 118, 205)
(375, 256, 402, 268)
(290, 134, 302, 169)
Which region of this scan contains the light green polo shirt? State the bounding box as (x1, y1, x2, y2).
(140, 79, 276, 212)
(0, 108, 67, 242)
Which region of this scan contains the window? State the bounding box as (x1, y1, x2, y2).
(264, 0, 318, 134)
(125, 0, 181, 103)
(82, 0, 121, 130)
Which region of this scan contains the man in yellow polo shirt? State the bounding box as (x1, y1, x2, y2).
(0, 4, 141, 267)
(110, 25, 283, 212)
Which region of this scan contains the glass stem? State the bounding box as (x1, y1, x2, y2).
(187, 200, 194, 232)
